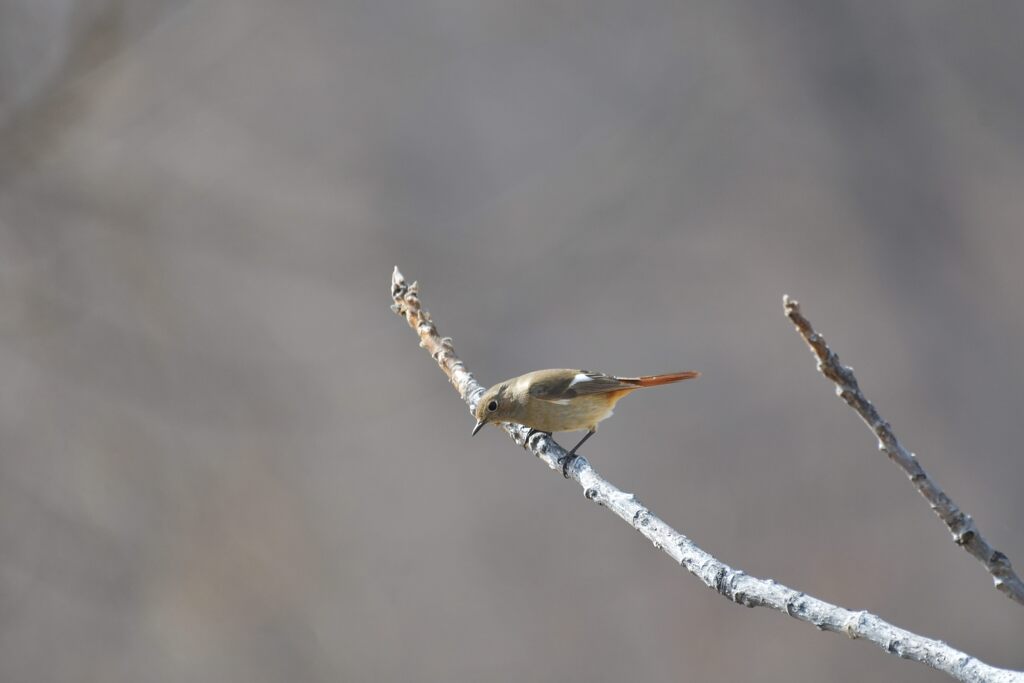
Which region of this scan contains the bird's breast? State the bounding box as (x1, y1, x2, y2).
(518, 391, 630, 433)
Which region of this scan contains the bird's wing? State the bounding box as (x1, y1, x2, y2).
(527, 370, 632, 402)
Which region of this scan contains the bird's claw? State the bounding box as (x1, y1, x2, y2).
(560, 454, 578, 478)
(523, 429, 551, 448)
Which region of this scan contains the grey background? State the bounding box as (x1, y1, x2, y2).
(1, 1, 1023, 681)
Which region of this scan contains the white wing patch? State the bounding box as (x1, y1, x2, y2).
(568, 373, 593, 388)
(552, 399, 572, 405)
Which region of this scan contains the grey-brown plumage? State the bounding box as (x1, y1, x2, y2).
(472, 368, 699, 457)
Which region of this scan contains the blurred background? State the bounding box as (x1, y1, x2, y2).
(2, 1, 1023, 681)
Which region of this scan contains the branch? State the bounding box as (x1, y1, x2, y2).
(784, 296, 1024, 607)
(390, 266, 1022, 683)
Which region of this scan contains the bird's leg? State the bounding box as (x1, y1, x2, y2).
(567, 429, 595, 456)
(561, 429, 595, 477)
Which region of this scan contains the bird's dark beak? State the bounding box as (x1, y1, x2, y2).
(472, 419, 486, 436)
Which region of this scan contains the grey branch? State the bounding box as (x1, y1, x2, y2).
(390, 266, 1022, 683)
(784, 296, 1024, 607)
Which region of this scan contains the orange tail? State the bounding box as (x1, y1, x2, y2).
(618, 371, 700, 388)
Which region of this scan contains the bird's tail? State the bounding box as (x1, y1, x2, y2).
(618, 371, 700, 387)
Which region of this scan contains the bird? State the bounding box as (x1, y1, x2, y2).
(472, 369, 699, 469)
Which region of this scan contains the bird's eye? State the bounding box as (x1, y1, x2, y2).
(487, 400, 498, 412)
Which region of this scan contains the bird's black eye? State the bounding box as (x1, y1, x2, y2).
(487, 400, 498, 412)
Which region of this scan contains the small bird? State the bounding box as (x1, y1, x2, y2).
(472, 369, 699, 463)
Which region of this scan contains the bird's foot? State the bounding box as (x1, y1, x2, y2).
(523, 429, 551, 448)
(560, 453, 578, 478)
(559, 429, 595, 478)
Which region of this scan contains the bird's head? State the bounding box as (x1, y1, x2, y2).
(472, 382, 514, 435)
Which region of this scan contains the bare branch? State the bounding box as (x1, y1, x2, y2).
(784, 296, 1024, 607)
(390, 266, 1023, 683)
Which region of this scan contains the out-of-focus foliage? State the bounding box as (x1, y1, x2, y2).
(1, 2, 1023, 681)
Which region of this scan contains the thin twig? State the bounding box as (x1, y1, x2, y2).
(784, 296, 1024, 607)
(390, 266, 1022, 683)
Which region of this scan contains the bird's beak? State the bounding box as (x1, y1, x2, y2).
(472, 419, 486, 436)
